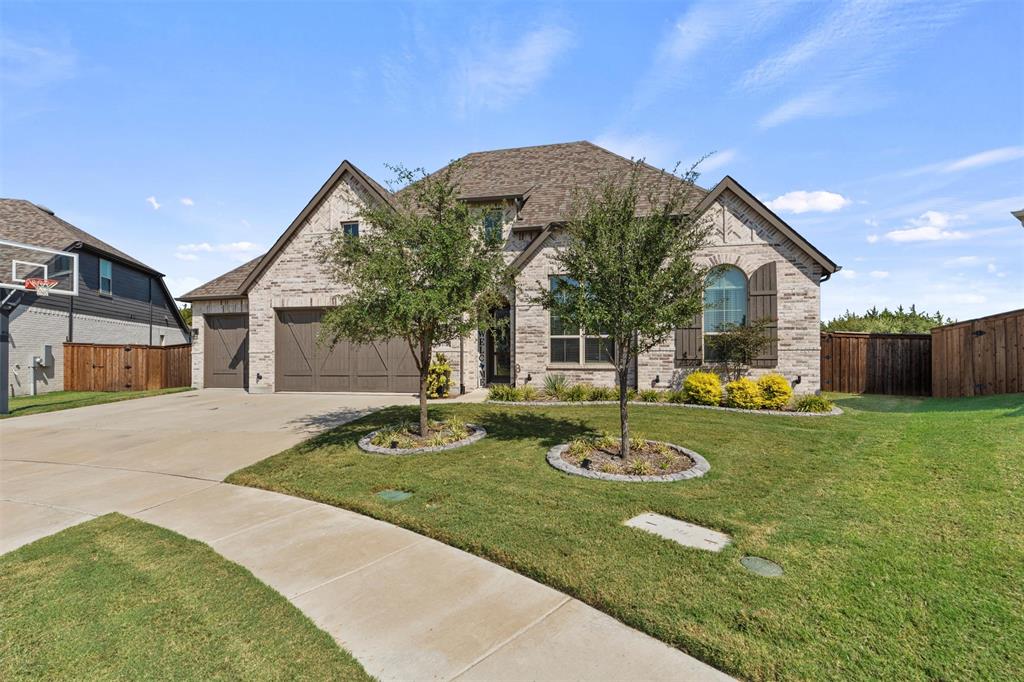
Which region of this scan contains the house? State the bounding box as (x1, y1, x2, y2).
(0, 199, 190, 396)
(180, 141, 839, 395)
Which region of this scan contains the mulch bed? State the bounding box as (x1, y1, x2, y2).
(562, 439, 695, 477)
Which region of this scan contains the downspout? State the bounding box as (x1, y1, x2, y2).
(68, 293, 74, 342)
(459, 335, 465, 395)
(148, 276, 153, 346)
(819, 266, 839, 284)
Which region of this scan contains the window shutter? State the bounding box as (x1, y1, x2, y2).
(674, 314, 703, 366)
(748, 262, 778, 367)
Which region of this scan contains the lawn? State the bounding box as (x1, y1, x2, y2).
(229, 393, 1024, 681)
(0, 514, 371, 681)
(0, 387, 191, 419)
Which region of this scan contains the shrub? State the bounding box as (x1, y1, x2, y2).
(725, 377, 762, 409)
(598, 461, 622, 474)
(588, 385, 617, 401)
(425, 353, 453, 398)
(566, 437, 591, 459)
(638, 389, 662, 403)
(665, 389, 687, 404)
(444, 415, 469, 440)
(626, 388, 638, 402)
(757, 374, 793, 410)
(794, 394, 834, 413)
(564, 383, 592, 402)
(543, 373, 569, 399)
(683, 371, 722, 406)
(519, 385, 540, 402)
(594, 431, 618, 450)
(488, 384, 520, 401)
(629, 432, 647, 451)
(624, 459, 654, 476)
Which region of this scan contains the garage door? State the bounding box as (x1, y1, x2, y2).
(204, 314, 248, 388)
(275, 309, 419, 393)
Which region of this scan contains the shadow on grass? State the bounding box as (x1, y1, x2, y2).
(831, 392, 1024, 416)
(474, 409, 598, 448)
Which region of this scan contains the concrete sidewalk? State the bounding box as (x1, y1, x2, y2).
(1, 389, 730, 681)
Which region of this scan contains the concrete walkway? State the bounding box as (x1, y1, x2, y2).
(1, 390, 730, 681)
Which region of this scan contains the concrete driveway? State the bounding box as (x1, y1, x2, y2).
(0, 389, 730, 681)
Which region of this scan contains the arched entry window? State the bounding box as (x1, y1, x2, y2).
(703, 266, 746, 361)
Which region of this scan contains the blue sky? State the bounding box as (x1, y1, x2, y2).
(2, 0, 1022, 320)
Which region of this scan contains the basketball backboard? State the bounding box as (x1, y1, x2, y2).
(0, 239, 79, 297)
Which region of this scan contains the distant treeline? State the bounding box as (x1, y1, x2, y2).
(822, 305, 954, 334)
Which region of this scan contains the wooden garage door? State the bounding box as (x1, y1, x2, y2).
(275, 309, 419, 393)
(204, 314, 248, 388)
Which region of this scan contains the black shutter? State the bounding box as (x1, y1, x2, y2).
(748, 262, 778, 367)
(674, 314, 703, 366)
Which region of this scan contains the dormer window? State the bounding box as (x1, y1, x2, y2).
(483, 209, 503, 241)
(342, 221, 360, 238)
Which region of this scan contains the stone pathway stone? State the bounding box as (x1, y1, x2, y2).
(625, 513, 732, 552)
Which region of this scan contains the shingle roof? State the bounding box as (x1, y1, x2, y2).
(178, 254, 264, 301)
(402, 141, 707, 225)
(0, 198, 158, 273)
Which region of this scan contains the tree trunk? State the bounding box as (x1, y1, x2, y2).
(418, 338, 432, 437)
(617, 343, 630, 460)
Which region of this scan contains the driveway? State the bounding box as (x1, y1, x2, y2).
(0, 389, 729, 681)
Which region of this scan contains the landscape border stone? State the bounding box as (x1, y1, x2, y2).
(546, 441, 711, 483)
(487, 399, 842, 416)
(358, 424, 487, 456)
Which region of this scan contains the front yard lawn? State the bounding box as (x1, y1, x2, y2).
(0, 387, 191, 419)
(0, 514, 371, 681)
(229, 393, 1024, 680)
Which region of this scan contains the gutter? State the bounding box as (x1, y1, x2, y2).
(820, 266, 840, 284)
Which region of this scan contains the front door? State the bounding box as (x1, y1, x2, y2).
(486, 307, 511, 384)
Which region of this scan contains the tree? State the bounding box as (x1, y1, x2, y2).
(178, 305, 192, 327)
(535, 160, 715, 460)
(706, 319, 774, 380)
(316, 162, 510, 436)
(822, 305, 952, 334)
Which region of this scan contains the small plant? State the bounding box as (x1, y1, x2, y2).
(543, 373, 569, 399)
(444, 415, 469, 440)
(588, 385, 617, 401)
(665, 389, 687, 404)
(638, 389, 662, 403)
(757, 374, 793, 410)
(725, 377, 763, 409)
(519, 385, 540, 402)
(566, 437, 591, 459)
(794, 394, 834, 413)
(657, 450, 679, 470)
(598, 461, 622, 474)
(629, 432, 647, 452)
(564, 383, 592, 402)
(488, 384, 520, 401)
(425, 353, 452, 398)
(624, 459, 654, 476)
(594, 431, 618, 450)
(626, 388, 638, 401)
(371, 423, 415, 449)
(683, 371, 722, 406)
(706, 319, 775, 381)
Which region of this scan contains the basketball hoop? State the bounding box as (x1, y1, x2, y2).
(24, 278, 59, 297)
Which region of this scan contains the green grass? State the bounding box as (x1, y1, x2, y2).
(229, 393, 1024, 681)
(0, 514, 371, 681)
(1, 387, 190, 419)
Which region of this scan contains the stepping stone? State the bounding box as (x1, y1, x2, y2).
(624, 513, 731, 552)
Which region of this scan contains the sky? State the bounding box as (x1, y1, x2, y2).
(1, 0, 1022, 321)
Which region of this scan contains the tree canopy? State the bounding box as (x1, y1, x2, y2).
(822, 305, 953, 334)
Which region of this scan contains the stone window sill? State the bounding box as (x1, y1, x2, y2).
(546, 364, 616, 372)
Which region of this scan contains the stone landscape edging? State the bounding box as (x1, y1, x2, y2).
(487, 399, 842, 416)
(546, 441, 711, 483)
(358, 424, 487, 455)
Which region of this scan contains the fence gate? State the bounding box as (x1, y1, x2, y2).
(821, 332, 932, 396)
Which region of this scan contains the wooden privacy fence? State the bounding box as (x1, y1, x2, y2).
(821, 332, 932, 396)
(932, 309, 1023, 398)
(64, 343, 191, 392)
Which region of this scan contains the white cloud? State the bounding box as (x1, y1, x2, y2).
(942, 146, 1024, 173)
(146, 196, 161, 210)
(757, 89, 840, 129)
(766, 190, 851, 214)
(180, 197, 194, 206)
(987, 263, 997, 273)
(176, 241, 263, 262)
(174, 253, 199, 262)
(700, 149, 737, 172)
(870, 270, 889, 279)
(838, 269, 857, 279)
(866, 234, 879, 244)
(455, 24, 574, 113)
(883, 211, 969, 242)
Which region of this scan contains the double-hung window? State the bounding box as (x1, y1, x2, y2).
(703, 266, 746, 361)
(548, 275, 614, 364)
(99, 258, 113, 296)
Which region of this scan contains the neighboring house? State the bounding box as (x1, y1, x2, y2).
(0, 199, 190, 396)
(1013, 209, 1024, 226)
(180, 141, 839, 395)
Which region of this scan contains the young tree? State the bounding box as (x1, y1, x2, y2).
(706, 319, 774, 380)
(316, 162, 510, 436)
(535, 160, 716, 459)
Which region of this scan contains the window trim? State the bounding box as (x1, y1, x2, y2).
(99, 258, 113, 296)
(702, 265, 747, 363)
(548, 275, 614, 366)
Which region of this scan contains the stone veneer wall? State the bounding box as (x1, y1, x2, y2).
(512, 188, 823, 394)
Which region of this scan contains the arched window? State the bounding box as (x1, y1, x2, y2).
(703, 266, 746, 361)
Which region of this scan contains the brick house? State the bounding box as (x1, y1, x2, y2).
(180, 141, 839, 395)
